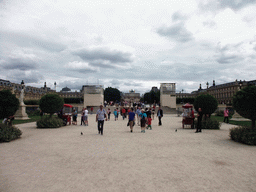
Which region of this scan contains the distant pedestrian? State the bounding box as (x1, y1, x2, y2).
(122, 108, 126, 120)
(223, 108, 229, 124)
(195, 108, 203, 133)
(136, 107, 141, 125)
(139, 109, 147, 133)
(128, 108, 135, 132)
(90, 107, 93, 115)
(107, 108, 111, 120)
(114, 108, 118, 121)
(81, 108, 85, 125)
(157, 107, 163, 126)
(96, 105, 107, 135)
(147, 115, 152, 130)
(72, 109, 77, 125)
(84, 107, 89, 126)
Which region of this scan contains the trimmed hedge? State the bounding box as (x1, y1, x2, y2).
(37, 117, 63, 128)
(0, 123, 22, 142)
(230, 126, 256, 145)
(195, 118, 220, 129)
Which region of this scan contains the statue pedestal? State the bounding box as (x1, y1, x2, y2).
(231, 111, 250, 121)
(15, 104, 30, 120)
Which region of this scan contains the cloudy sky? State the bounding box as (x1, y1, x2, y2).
(1, 0, 256, 94)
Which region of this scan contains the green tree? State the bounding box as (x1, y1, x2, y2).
(104, 87, 121, 103)
(39, 94, 64, 118)
(233, 85, 256, 129)
(194, 94, 218, 117)
(0, 90, 19, 119)
(143, 90, 160, 104)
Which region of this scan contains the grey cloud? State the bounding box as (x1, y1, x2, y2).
(199, 0, 256, 11)
(253, 46, 256, 51)
(215, 43, 245, 64)
(172, 12, 187, 22)
(0, 58, 38, 71)
(73, 48, 134, 64)
(156, 23, 194, 42)
(203, 20, 216, 28)
(123, 82, 142, 87)
(216, 54, 244, 64)
(58, 81, 85, 91)
(6, 70, 43, 84)
(1, 31, 66, 52)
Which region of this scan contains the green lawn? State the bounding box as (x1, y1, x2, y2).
(1, 115, 57, 125)
(211, 115, 252, 127)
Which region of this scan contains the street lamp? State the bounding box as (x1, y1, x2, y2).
(21, 80, 25, 89)
(239, 80, 242, 90)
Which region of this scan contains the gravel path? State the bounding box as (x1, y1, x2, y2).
(1, 114, 255, 192)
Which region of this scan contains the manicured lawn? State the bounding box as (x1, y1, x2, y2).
(1, 115, 57, 125)
(211, 115, 252, 127)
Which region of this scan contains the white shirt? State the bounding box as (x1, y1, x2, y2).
(84, 109, 88, 116)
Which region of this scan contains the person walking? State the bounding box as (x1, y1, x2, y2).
(81, 108, 85, 125)
(84, 107, 89, 126)
(223, 108, 229, 124)
(114, 108, 118, 121)
(72, 109, 77, 125)
(90, 107, 93, 115)
(128, 108, 135, 132)
(146, 115, 152, 130)
(107, 108, 111, 120)
(157, 106, 163, 126)
(136, 107, 141, 125)
(96, 105, 107, 135)
(139, 109, 147, 133)
(195, 108, 203, 133)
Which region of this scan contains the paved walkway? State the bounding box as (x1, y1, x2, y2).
(1, 114, 255, 192)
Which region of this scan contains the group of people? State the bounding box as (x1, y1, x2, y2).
(94, 105, 164, 134)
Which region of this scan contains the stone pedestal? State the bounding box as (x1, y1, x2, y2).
(231, 111, 250, 121)
(15, 104, 30, 120)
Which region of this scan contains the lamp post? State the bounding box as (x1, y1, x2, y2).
(239, 80, 242, 90)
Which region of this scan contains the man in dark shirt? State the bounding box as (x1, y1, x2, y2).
(195, 108, 203, 133)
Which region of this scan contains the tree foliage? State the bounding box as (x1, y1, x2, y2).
(0, 90, 19, 119)
(194, 94, 218, 116)
(104, 87, 121, 103)
(39, 94, 64, 118)
(233, 85, 256, 129)
(143, 90, 160, 104)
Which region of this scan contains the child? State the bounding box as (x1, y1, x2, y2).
(147, 115, 152, 130)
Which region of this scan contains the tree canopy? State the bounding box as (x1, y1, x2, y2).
(104, 87, 121, 103)
(233, 85, 256, 129)
(194, 94, 218, 116)
(39, 94, 64, 118)
(0, 90, 20, 119)
(143, 90, 160, 104)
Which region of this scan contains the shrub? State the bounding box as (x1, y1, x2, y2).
(194, 118, 220, 129)
(0, 123, 22, 142)
(39, 94, 64, 118)
(233, 85, 256, 128)
(194, 94, 218, 116)
(215, 110, 224, 116)
(0, 90, 20, 119)
(37, 117, 63, 128)
(24, 100, 40, 105)
(230, 126, 256, 145)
